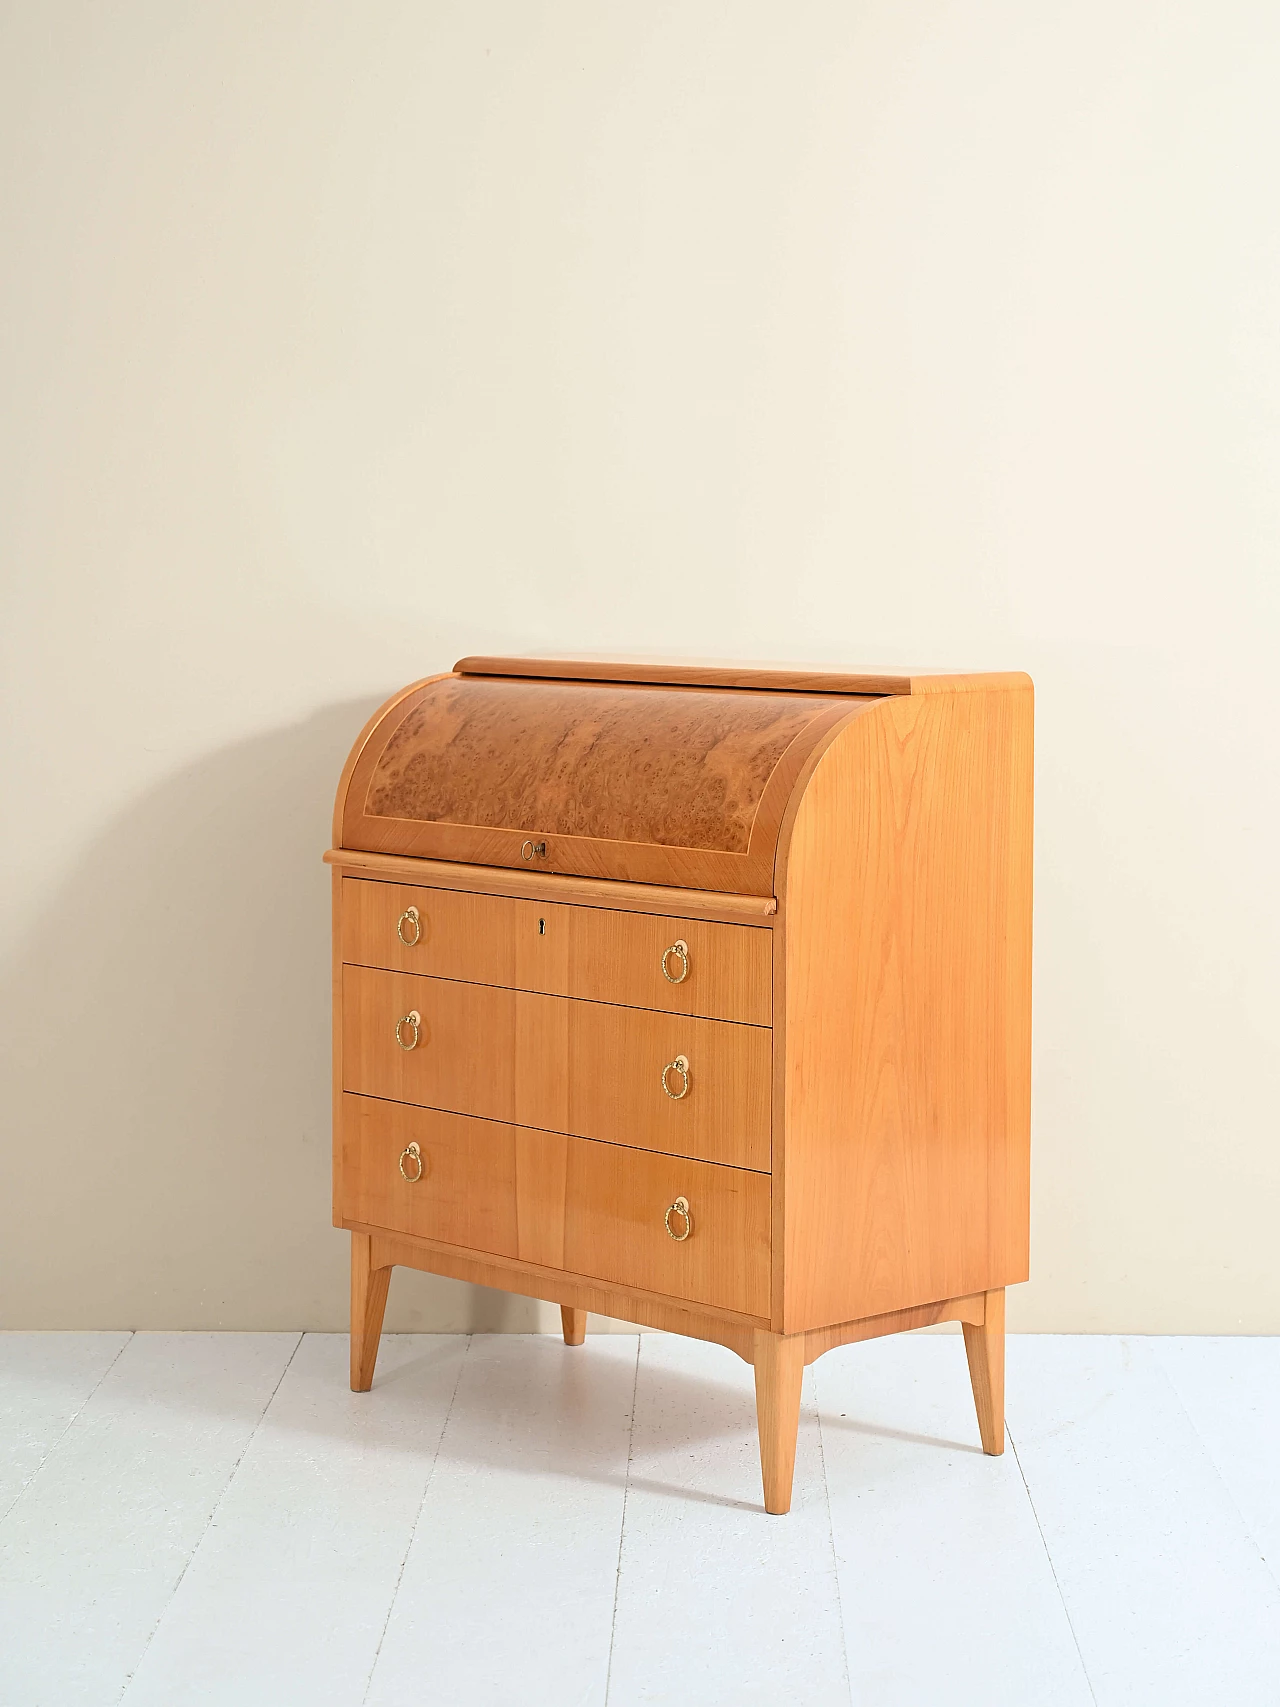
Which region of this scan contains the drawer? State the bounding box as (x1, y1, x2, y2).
(338, 1094, 771, 1317)
(339, 1094, 520, 1259)
(340, 878, 771, 1025)
(341, 965, 771, 1171)
(558, 1133, 770, 1317)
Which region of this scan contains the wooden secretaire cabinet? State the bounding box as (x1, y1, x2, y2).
(327, 656, 1033, 1513)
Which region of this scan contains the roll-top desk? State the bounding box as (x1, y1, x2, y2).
(327, 656, 1032, 1513)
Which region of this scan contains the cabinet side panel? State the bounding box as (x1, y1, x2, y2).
(331, 866, 344, 1227)
(779, 688, 1032, 1331)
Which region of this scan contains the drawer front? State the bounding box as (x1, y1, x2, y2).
(559, 1137, 770, 1317)
(339, 1095, 519, 1259)
(340, 878, 771, 1025)
(342, 965, 771, 1171)
(338, 1094, 770, 1318)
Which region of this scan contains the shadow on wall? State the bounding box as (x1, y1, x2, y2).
(0, 700, 553, 1331)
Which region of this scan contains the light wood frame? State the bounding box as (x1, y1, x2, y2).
(348, 1221, 1006, 1513)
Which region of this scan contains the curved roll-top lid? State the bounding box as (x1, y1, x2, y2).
(336, 667, 873, 894)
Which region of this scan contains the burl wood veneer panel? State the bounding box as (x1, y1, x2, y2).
(337, 674, 857, 892)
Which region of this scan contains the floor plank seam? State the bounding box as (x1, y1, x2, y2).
(113, 1330, 304, 1707)
(5, 1334, 1280, 1703)
(1155, 1343, 1280, 1599)
(602, 1333, 642, 1707)
(1007, 1422, 1100, 1707)
(0, 1330, 135, 1533)
(811, 1372, 855, 1706)
(359, 1332, 473, 1707)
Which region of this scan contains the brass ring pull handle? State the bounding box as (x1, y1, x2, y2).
(661, 939, 690, 984)
(397, 905, 422, 946)
(661, 1054, 691, 1100)
(399, 1141, 424, 1183)
(395, 1010, 422, 1051)
(664, 1195, 692, 1241)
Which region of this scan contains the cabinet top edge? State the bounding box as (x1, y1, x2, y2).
(454, 655, 1032, 696)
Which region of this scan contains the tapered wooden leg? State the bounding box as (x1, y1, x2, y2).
(560, 1305, 587, 1346)
(351, 1232, 392, 1392)
(753, 1331, 806, 1515)
(961, 1287, 1005, 1454)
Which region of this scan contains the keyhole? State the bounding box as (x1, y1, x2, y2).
(537, 918, 546, 936)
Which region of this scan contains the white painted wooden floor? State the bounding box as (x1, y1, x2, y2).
(2, 1333, 1278, 1706)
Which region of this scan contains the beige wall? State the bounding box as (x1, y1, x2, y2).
(2, 2, 1277, 1332)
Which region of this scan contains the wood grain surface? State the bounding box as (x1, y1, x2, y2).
(361, 1226, 765, 1353)
(753, 1332, 806, 1514)
(340, 1095, 521, 1259)
(555, 1132, 770, 1316)
(340, 876, 772, 1024)
(365, 675, 832, 850)
(456, 655, 1032, 698)
(963, 1286, 1007, 1454)
(324, 849, 777, 921)
(341, 966, 772, 1171)
(339, 1095, 770, 1316)
(559, 1305, 587, 1345)
(349, 1231, 391, 1392)
(331, 657, 1032, 1514)
(800, 1292, 986, 1363)
(775, 685, 1033, 1331)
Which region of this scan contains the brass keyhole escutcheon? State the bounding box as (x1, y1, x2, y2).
(399, 1141, 424, 1183)
(395, 1010, 422, 1051)
(661, 1054, 691, 1099)
(661, 940, 690, 983)
(397, 905, 422, 946)
(664, 1196, 692, 1241)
